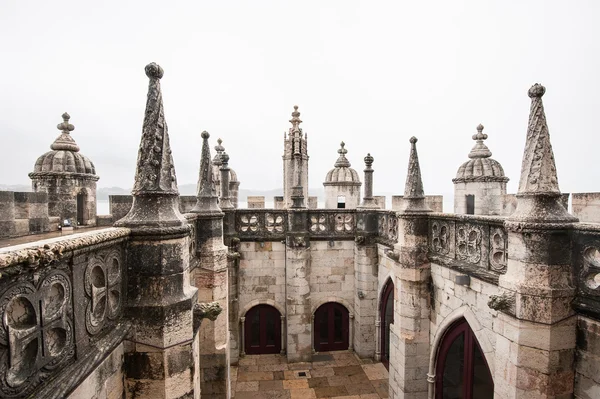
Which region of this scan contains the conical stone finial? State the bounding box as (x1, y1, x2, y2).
(403, 137, 430, 212)
(508, 83, 577, 224)
(213, 138, 225, 165)
(334, 141, 351, 168)
(191, 131, 221, 214)
(115, 63, 187, 229)
(51, 112, 80, 152)
(517, 84, 560, 196)
(129, 62, 178, 196)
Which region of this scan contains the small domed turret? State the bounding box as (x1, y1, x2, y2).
(29, 113, 99, 225)
(323, 142, 361, 209)
(452, 124, 508, 215)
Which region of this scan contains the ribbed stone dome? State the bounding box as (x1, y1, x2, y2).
(324, 142, 361, 185)
(453, 124, 508, 183)
(30, 113, 97, 177)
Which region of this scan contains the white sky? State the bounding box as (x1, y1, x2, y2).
(1, 0, 599, 199)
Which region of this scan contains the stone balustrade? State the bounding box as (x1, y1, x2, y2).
(0, 227, 129, 398)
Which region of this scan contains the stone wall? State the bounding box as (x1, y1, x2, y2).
(33, 176, 97, 226)
(391, 195, 443, 212)
(572, 192, 600, 223)
(575, 316, 600, 398)
(454, 181, 506, 215)
(67, 342, 125, 399)
(0, 191, 50, 238)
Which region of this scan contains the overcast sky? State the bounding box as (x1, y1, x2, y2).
(1, 1, 599, 200)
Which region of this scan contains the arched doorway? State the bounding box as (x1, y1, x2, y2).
(244, 305, 281, 354)
(380, 279, 394, 369)
(435, 318, 494, 398)
(314, 302, 349, 352)
(76, 190, 87, 226)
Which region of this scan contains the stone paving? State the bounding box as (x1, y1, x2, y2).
(232, 351, 389, 399)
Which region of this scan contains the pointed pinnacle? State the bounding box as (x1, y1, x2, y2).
(517, 83, 560, 196)
(404, 136, 425, 199)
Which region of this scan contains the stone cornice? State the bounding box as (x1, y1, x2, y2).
(0, 227, 130, 269)
(28, 171, 100, 181)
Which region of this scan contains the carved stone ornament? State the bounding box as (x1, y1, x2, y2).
(385, 249, 400, 262)
(310, 214, 327, 233)
(289, 236, 307, 248)
(430, 221, 450, 255)
(581, 247, 600, 295)
(456, 224, 482, 264)
(489, 227, 508, 273)
(355, 235, 366, 245)
(0, 271, 74, 398)
(84, 250, 122, 335)
(266, 213, 285, 233)
(194, 302, 223, 322)
(335, 213, 354, 233)
(488, 292, 515, 313)
(240, 214, 259, 232)
(378, 214, 388, 238)
(387, 216, 398, 241)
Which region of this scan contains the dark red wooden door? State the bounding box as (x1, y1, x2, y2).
(314, 302, 349, 352)
(245, 305, 281, 354)
(380, 280, 394, 369)
(435, 318, 494, 399)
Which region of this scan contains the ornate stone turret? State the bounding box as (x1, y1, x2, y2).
(323, 142, 361, 209)
(212, 138, 240, 208)
(30, 112, 99, 226)
(191, 131, 221, 214)
(452, 124, 508, 215)
(283, 105, 309, 208)
(115, 62, 186, 229)
(402, 137, 430, 212)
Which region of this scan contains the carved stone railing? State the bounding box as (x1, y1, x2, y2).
(232, 210, 288, 240)
(229, 209, 357, 241)
(0, 228, 129, 398)
(307, 210, 356, 238)
(572, 224, 600, 319)
(376, 211, 399, 245)
(427, 214, 507, 283)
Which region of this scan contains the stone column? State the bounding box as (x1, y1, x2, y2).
(358, 153, 379, 209)
(285, 208, 312, 362)
(240, 317, 246, 356)
(116, 63, 201, 399)
(389, 137, 432, 399)
(491, 84, 578, 399)
(219, 152, 234, 210)
(190, 131, 230, 398)
(353, 213, 379, 358)
(280, 315, 286, 355)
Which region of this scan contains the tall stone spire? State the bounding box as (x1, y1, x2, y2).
(509, 83, 576, 223)
(403, 137, 430, 212)
(115, 62, 187, 229)
(131, 62, 178, 195)
(191, 131, 221, 214)
(517, 84, 560, 196)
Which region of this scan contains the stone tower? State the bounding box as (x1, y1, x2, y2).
(452, 124, 508, 215)
(283, 105, 309, 208)
(323, 142, 361, 209)
(29, 113, 99, 226)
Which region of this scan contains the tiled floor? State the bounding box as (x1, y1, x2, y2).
(232, 351, 389, 399)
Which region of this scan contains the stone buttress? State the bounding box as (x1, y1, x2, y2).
(115, 63, 200, 399)
(388, 137, 432, 399)
(190, 131, 230, 398)
(492, 84, 579, 398)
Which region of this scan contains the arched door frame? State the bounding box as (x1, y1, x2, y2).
(313, 302, 350, 352)
(379, 278, 394, 369)
(243, 304, 282, 355)
(240, 300, 286, 356)
(311, 297, 354, 353)
(432, 315, 494, 398)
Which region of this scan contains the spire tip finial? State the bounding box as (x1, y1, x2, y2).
(201, 130, 210, 139)
(57, 112, 75, 133)
(145, 62, 164, 79)
(528, 83, 546, 98)
(410, 136, 418, 144)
